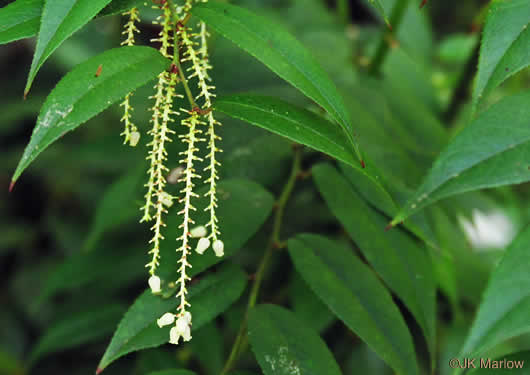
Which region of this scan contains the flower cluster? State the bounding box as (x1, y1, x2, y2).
(118, 0, 224, 345)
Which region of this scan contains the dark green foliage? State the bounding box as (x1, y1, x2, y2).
(2, 0, 530, 374)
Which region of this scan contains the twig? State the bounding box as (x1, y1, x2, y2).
(443, 43, 480, 125)
(220, 148, 303, 375)
(368, 0, 409, 76)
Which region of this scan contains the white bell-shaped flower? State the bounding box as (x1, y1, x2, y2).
(169, 312, 192, 344)
(148, 275, 161, 293)
(196, 237, 210, 255)
(190, 225, 207, 238)
(212, 239, 224, 257)
(157, 312, 175, 328)
(182, 311, 192, 324)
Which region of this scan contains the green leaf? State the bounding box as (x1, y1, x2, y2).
(339, 163, 437, 248)
(146, 371, 197, 375)
(0, 0, 42, 45)
(248, 304, 342, 375)
(157, 179, 275, 281)
(288, 234, 419, 375)
(84, 165, 145, 251)
(37, 244, 146, 305)
(220, 133, 291, 188)
(391, 91, 530, 225)
(215, 94, 357, 166)
(29, 304, 125, 365)
(192, 2, 361, 161)
(214, 94, 392, 216)
(97, 264, 247, 372)
(472, 0, 530, 112)
(0, 0, 147, 45)
(12, 46, 169, 184)
(24, 0, 114, 94)
(313, 163, 436, 359)
(289, 275, 335, 334)
(468, 351, 529, 374)
(462, 226, 530, 356)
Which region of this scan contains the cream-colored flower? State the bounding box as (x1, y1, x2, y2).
(190, 225, 207, 238)
(157, 312, 175, 327)
(196, 237, 210, 254)
(148, 275, 161, 293)
(169, 312, 192, 344)
(212, 239, 224, 257)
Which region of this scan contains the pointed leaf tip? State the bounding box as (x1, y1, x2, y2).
(420, 0, 427, 9)
(9, 181, 15, 193)
(192, 2, 360, 159)
(95, 367, 103, 375)
(361, 160, 366, 169)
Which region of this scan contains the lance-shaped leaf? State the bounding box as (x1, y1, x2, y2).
(192, 2, 361, 162)
(248, 304, 342, 375)
(214, 94, 394, 220)
(462, 226, 530, 357)
(0, 0, 42, 45)
(391, 91, 530, 226)
(12, 46, 169, 185)
(24, 0, 114, 94)
(0, 0, 148, 45)
(313, 163, 436, 360)
(472, 0, 530, 112)
(288, 234, 419, 375)
(216, 94, 356, 167)
(215, 95, 435, 247)
(97, 264, 247, 372)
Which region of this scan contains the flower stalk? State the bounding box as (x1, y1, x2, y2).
(120, 8, 141, 146)
(176, 110, 204, 313)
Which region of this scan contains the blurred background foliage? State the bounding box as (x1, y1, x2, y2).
(1, 0, 530, 374)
